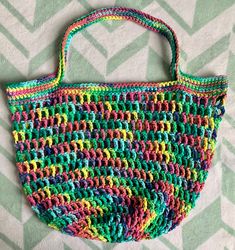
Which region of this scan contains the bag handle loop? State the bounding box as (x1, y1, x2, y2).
(55, 7, 180, 84)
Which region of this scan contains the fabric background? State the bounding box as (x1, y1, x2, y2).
(0, 1, 235, 249)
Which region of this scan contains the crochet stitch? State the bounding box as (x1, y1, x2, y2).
(6, 7, 228, 242)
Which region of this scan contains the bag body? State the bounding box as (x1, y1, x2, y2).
(6, 7, 228, 242)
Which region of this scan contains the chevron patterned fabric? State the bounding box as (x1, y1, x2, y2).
(0, 1, 235, 250)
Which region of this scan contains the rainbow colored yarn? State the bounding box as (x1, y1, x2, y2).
(6, 7, 228, 242)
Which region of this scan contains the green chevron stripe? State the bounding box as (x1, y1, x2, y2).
(180, 49, 188, 61)
(222, 222, 235, 237)
(0, 173, 22, 220)
(29, 38, 60, 75)
(146, 47, 169, 81)
(0, 144, 14, 164)
(1, 0, 73, 32)
(187, 34, 230, 74)
(156, 0, 235, 34)
(183, 198, 222, 250)
(0, 0, 32, 30)
(33, 0, 72, 29)
(107, 31, 149, 75)
(0, 24, 29, 57)
(142, 245, 150, 250)
(159, 236, 179, 250)
(24, 216, 52, 250)
(227, 52, 235, 91)
(192, 0, 235, 32)
(0, 54, 25, 84)
(222, 138, 235, 154)
(213, 144, 221, 163)
(0, 233, 21, 250)
(67, 47, 105, 82)
(222, 164, 235, 204)
(0, 117, 10, 131)
(101, 243, 118, 250)
(77, 0, 94, 12)
(115, 0, 153, 9)
(155, 0, 193, 34)
(82, 30, 108, 58)
(64, 243, 72, 250)
(224, 113, 235, 129)
(80, 239, 100, 250)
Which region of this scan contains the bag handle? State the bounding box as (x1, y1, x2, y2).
(55, 7, 180, 84)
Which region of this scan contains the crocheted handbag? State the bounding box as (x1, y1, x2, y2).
(6, 7, 228, 243)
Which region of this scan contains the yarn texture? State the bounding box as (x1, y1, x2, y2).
(6, 7, 228, 242)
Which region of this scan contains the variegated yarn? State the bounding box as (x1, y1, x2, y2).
(6, 7, 228, 242)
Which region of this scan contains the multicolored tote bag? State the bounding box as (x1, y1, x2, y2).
(5, 7, 228, 242)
